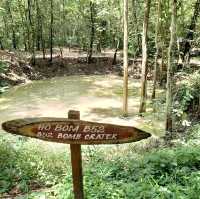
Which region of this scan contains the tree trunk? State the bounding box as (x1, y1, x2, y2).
(28, 0, 35, 64)
(3, 16, 9, 45)
(7, 1, 17, 49)
(17, 0, 28, 51)
(187, 0, 200, 40)
(165, 0, 177, 134)
(62, 0, 66, 46)
(0, 39, 4, 50)
(123, 0, 129, 116)
(50, 0, 54, 62)
(139, 0, 151, 113)
(41, 17, 45, 59)
(87, 1, 95, 64)
(112, 40, 120, 65)
(159, 41, 167, 87)
(36, 0, 41, 51)
(182, 0, 200, 64)
(152, 0, 162, 99)
(24, 8, 31, 51)
(132, 0, 141, 56)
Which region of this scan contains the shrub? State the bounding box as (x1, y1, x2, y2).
(173, 71, 200, 127)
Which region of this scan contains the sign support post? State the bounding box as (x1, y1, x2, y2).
(68, 110, 84, 199)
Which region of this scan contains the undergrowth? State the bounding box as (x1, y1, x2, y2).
(0, 61, 9, 93)
(1, 125, 200, 199)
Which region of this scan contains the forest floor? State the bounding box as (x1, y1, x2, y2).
(0, 48, 119, 85)
(1, 48, 200, 89)
(1, 124, 200, 199)
(0, 48, 145, 88)
(1, 49, 200, 198)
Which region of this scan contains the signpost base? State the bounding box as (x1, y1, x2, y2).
(68, 110, 84, 199)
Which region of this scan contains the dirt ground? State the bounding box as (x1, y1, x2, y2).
(0, 48, 125, 86)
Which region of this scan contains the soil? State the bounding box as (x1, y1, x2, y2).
(0, 49, 126, 86)
(1, 46, 200, 88)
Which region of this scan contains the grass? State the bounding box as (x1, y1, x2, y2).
(1, 125, 200, 199)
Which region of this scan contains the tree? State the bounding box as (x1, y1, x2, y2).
(152, 0, 162, 99)
(50, 0, 54, 62)
(165, 0, 177, 134)
(17, 0, 28, 51)
(123, 0, 128, 116)
(27, 0, 36, 64)
(131, 0, 141, 57)
(35, 0, 41, 51)
(180, 0, 200, 65)
(6, 0, 17, 49)
(87, 1, 95, 64)
(139, 0, 151, 113)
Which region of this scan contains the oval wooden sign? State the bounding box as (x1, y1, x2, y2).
(2, 118, 151, 144)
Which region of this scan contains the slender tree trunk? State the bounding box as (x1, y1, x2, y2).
(25, 9, 31, 51)
(58, 2, 63, 58)
(139, 0, 151, 113)
(182, 0, 200, 64)
(36, 0, 41, 51)
(7, 1, 17, 49)
(3, 17, 9, 41)
(152, 0, 162, 99)
(159, 41, 166, 86)
(50, 0, 54, 62)
(87, 1, 95, 64)
(40, 2, 46, 59)
(165, 0, 177, 134)
(0, 39, 4, 50)
(35, 0, 45, 58)
(123, 0, 129, 116)
(28, 0, 35, 64)
(112, 40, 120, 65)
(187, 0, 200, 40)
(41, 18, 46, 59)
(42, 36, 46, 59)
(62, 0, 66, 47)
(17, 0, 28, 51)
(132, 0, 141, 56)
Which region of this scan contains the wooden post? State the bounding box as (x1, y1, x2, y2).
(123, 0, 129, 116)
(68, 110, 84, 199)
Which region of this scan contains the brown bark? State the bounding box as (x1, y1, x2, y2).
(112, 40, 120, 65)
(187, 0, 200, 40)
(7, 1, 17, 49)
(152, 0, 162, 99)
(132, 0, 141, 56)
(36, 0, 41, 51)
(181, 0, 200, 64)
(27, 0, 35, 64)
(139, 0, 151, 113)
(0, 39, 4, 50)
(50, 0, 54, 62)
(17, 0, 28, 51)
(165, 0, 177, 134)
(123, 0, 129, 116)
(87, 1, 95, 64)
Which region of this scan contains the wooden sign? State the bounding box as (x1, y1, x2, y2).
(2, 110, 151, 199)
(2, 117, 151, 145)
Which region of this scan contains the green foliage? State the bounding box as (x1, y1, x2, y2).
(1, 135, 200, 198)
(0, 61, 9, 93)
(184, 124, 200, 144)
(174, 71, 200, 126)
(0, 0, 198, 55)
(0, 138, 70, 195)
(0, 60, 8, 73)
